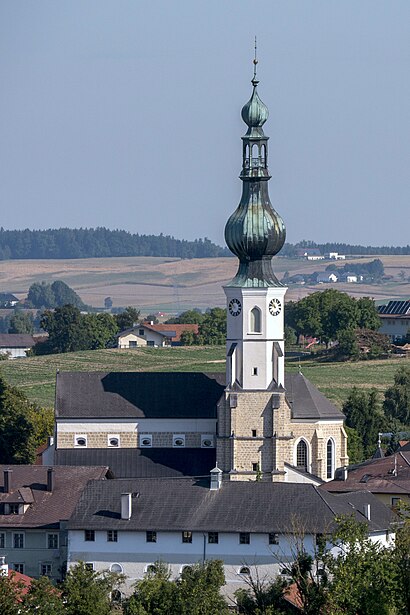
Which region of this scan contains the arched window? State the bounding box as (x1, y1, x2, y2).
(326, 439, 335, 479)
(110, 563, 123, 573)
(296, 440, 308, 471)
(250, 307, 261, 333)
(239, 566, 250, 575)
(251, 143, 259, 166)
(261, 144, 267, 165)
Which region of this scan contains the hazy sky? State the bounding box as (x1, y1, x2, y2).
(1, 1, 409, 247)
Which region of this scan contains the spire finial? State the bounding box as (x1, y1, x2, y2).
(252, 36, 259, 86)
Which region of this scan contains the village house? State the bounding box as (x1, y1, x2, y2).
(117, 323, 198, 348)
(378, 299, 410, 342)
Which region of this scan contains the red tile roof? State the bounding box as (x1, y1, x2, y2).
(8, 569, 32, 596)
(143, 323, 199, 342)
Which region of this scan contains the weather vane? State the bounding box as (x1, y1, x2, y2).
(252, 36, 259, 85)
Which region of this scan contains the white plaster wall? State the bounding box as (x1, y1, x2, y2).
(0, 347, 30, 358)
(57, 419, 216, 434)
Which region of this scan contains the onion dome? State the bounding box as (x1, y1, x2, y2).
(241, 79, 269, 128)
(224, 52, 286, 288)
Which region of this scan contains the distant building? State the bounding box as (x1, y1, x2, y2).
(295, 248, 325, 261)
(117, 323, 199, 348)
(316, 272, 338, 283)
(322, 451, 410, 510)
(0, 334, 38, 359)
(339, 272, 363, 283)
(325, 252, 346, 260)
(0, 293, 19, 308)
(378, 300, 410, 341)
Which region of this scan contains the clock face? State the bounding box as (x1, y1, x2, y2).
(228, 298, 242, 316)
(269, 298, 282, 316)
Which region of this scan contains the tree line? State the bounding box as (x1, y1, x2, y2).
(1, 514, 409, 614)
(0, 228, 408, 261)
(0, 228, 229, 260)
(281, 239, 410, 257)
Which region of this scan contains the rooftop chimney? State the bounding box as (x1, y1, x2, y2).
(47, 468, 55, 492)
(3, 469, 12, 493)
(363, 503, 371, 520)
(210, 464, 223, 491)
(121, 493, 132, 520)
(0, 556, 8, 577)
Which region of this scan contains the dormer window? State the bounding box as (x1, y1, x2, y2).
(173, 434, 185, 448)
(201, 435, 214, 448)
(8, 504, 20, 515)
(75, 435, 87, 447)
(108, 435, 120, 448)
(140, 434, 152, 448)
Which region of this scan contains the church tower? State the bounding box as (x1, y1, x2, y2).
(224, 53, 287, 391)
(216, 53, 348, 482)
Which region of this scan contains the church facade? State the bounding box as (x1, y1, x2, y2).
(52, 62, 348, 484)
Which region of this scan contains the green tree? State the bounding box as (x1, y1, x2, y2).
(8, 310, 34, 334)
(342, 388, 385, 459)
(337, 328, 359, 360)
(0, 375, 36, 463)
(27, 281, 56, 309)
(179, 329, 196, 346)
(124, 561, 181, 615)
(356, 297, 380, 330)
(284, 325, 297, 347)
(27, 405, 54, 448)
(383, 366, 410, 425)
(393, 503, 410, 613)
(345, 426, 364, 464)
(38, 305, 84, 354)
(115, 307, 141, 332)
(197, 308, 226, 345)
(235, 570, 288, 614)
(325, 515, 397, 615)
(62, 562, 123, 615)
(50, 280, 86, 309)
(21, 575, 64, 614)
(0, 572, 22, 615)
(145, 313, 159, 324)
(80, 313, 119, 349)
(165, 309, 204, 325)
(178, 560, 229, 615)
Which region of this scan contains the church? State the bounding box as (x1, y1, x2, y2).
(52, 60, 348, 485)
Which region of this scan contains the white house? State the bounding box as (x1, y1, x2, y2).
(316, 272, 338, 283)
(0, 334, 37, 359)
(325, 252, 346, 260)
(117, 323, 198, 348)
(66, 475, 396, 598)
(378, 300, 410, 341)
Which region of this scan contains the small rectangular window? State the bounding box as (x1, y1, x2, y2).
(391, 497, 401, 508)
(129, 340, 137, 348)
(139, 329, 144, 336)
(84, 530, 95, 542)
(47, 533, 59, 549)
(269, 533, 279, 545)
(13, 533, 24, 549)
(12, 563, 24, 573)
(252, 462, 259, 472)
(208, 532, 218, 544)
(239, 532, 250, 545)
(85, 563, 94, 571)
(41, 562, 52, 576)
(0, 533, 5, 548)
(252, 367, 258, 376)
(9, 504, 19, 515)
(182, 531, 192, 543)
(107, 530, 118, 542)
(252, 429, 257, 437)
(146, 531, 157, 543)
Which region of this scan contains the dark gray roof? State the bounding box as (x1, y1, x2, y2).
(285, 373, 344, 420)
(0, 465, 110, 529)
(68, 479, 395, 534)
(0, 334, 35, 348)
(54, 448, 216, 479)
(56, 372, 225, 419)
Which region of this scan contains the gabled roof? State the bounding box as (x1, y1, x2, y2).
(117, 323, 199, 342)
(285, 373, 344, 420)
(54, 448, 216, 479)
(0, 293, 19, 302)
(0, 465, 110, 528)
(0, 334, 35, 348)
(322, 451, 410, 495)
(67, 479, 395, 534)
(55, 371, 225, 419)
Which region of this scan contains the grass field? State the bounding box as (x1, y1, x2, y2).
(0, 347, 407, 410)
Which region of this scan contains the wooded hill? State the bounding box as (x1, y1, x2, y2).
(0, 228, 409, 260)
